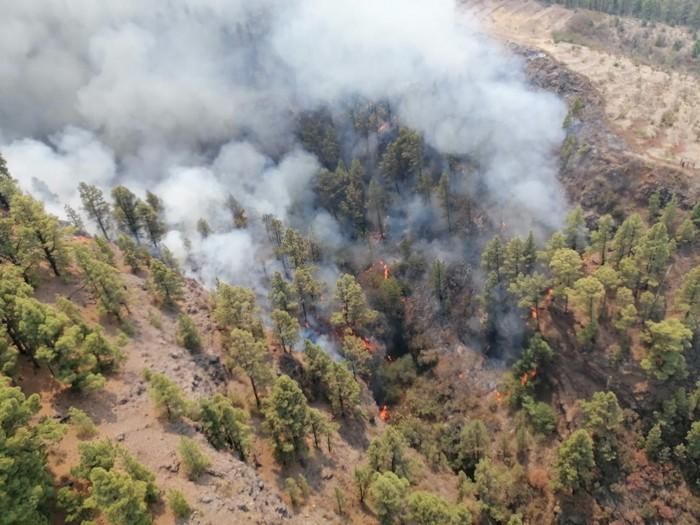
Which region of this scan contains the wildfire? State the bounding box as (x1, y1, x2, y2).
(494, 391, 504, 402)
(530, 307, 539, 321)
(520, 369, 537, 386)
(361, 337, 377, 353)
(378, 405, 390, 422)
(379, 260, 390, 280)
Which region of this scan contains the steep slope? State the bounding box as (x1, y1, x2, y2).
(20, 266, 324, 524)
(466, 0, 700, 172)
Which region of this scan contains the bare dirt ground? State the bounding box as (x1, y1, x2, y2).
(20, 267, 333, 525)
(465, 0, 700, 173)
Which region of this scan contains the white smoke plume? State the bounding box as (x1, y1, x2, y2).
(0, 0, 567, 287)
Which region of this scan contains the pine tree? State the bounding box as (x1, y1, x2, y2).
(354, 465, 373, 504)
(593, 265, 620, 315)
(406, 490, 470, 525)
(72, 438, 118, 479)
(331, 273, 378, 333)
(116, 234, 146, 272)
(481, 236, 505, 284)
(75, 246, 127, 320)
(368, 426, 411, 478)
(509, 272, 549, 331)
(64, 204, 86, 233)
(648, 190, 663, 220)
(0, 212, 33, 276)
(580, 391, 624, 464)
(634, 222, 675, 288)
(271, 309, 300, 353)
(94, 236, 117, 267)
(11, 194, 71, 277)
(438, 171, 452, 233)
(225, 195, 248, 229)
(554, 429, 595, 493)
(85, 468, 152, 525)
(197, 394, 252, 461)
(644, 423, 665, 461)
(307, 407, 337, 452)
(111, 186, 142, 242)
(562, 206, 589, 253)
(0, 377, 65, 525)
(136, 201, 165, 248)
(316, 166, 346, 219)
(148, 259, 183, 306)
(196, 218, 211, 239)
(225, 328, 271, 408)
(614, 287, 638, 338)
(367, 177, 388, 238)
(523, 232, 538, 274)
(340, 160, 367, 235)
(143, 369, 188, 420)
(641, 319, 692, 381)
(269, 272, 298, 316)
(661, 195, 678, 235)
(326, 361, 361, 418)
(293, 266, 321, 324)
(590, 214, 614, 264)
(0, 154, 18, 211)
(473, 458, 524, 523)
(430, 259, 448, 310)
(612, 213, 644, 265)
(676, 218, 696, 247)
(303, 340, 333, 398)
(263, 375, 310, 462)
(568, 276, 605, 325)
(79, 182, 112, 240)
(341, 332, 372, 378)
(504, 237, 526, 280)
(214, 283, 263, 338)
(549, 248, 583, 311)
(459, 420, 489, 474)
(368, 471, 409, 525)
(679, 267, 700, 334)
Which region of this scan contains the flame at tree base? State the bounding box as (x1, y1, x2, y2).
(520, 369, 537, 386)
(378, 405, 390, 422)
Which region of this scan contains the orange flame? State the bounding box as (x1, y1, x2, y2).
(379, 260, 389, 280)
(494, 391, 504, 402)
(361, 337, 377, 353)
(530, 307, 539, 321)
(520, 369, 537, 386)
(378, 405, 390, 422)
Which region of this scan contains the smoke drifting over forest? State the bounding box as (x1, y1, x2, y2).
(0, 0, 567, 287)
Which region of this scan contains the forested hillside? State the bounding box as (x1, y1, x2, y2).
(543, 0, 700, 28)
(3, 77, 700, 523)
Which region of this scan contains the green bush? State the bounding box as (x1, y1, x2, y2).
(168, 489, 192, 518)
(178, 437, 211, 480)
(176, 314, 201, 352)
(68, 407, 98, 439)
(523, 396, 557, 435)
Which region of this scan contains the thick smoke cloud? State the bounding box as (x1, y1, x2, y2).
(0, 0, 567, 287)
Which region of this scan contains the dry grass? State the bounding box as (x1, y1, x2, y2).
(466, 0, 700, 172)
